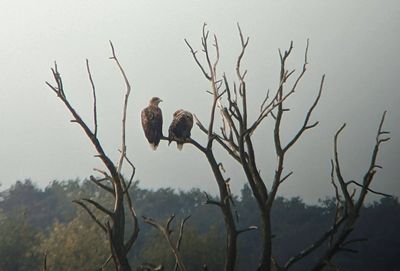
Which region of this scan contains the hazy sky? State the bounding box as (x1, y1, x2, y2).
(0, 0, 399, 202)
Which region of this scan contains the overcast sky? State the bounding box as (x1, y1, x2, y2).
(0, 0, 399, 202)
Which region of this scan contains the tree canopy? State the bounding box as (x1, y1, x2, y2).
(0, 179, 398, 270)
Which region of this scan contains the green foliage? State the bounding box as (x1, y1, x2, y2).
(0, 180, 399, 270)
(0, 209, 41, 271)
(180, 224, 224, 270)
(36, 210, 111, 271)
(1, 179, 77, 229)
(137, 224, 224, 270)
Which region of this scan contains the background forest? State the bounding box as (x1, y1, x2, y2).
(0, 179, 399, 271)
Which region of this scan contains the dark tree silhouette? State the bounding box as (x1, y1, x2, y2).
(46, 42, 138, 271)
(43, 25, 392, 271)
(167, 24, 392, 271)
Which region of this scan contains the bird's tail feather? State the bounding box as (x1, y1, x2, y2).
(150, 143, 158, 151)
(177, 143, 183, 151)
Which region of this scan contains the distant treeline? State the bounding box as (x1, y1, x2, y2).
(0, 179, 399, 271)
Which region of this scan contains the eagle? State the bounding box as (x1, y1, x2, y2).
(141, 97, 163, 150)
(168, 109, 193, 150)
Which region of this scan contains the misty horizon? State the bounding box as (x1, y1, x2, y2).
(0, 0, 399, 203)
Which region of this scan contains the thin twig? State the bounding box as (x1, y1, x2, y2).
(86, 59, 98, 137)
(43, 252, 48, 271)
(283, 74, 325, 153)
(346, 180, 392, 197)
(73, 200, 107, 232)
(143, 215, 188, 271)
(174, 215, 191, 271)
(82, 198, 114, 217)
(109, 40, 132, 175)
(237, 225, 258, 235)
(89, 175, 115, 195)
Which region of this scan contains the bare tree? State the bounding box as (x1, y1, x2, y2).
(142, 214, 191, 271)
(176, 24, 391, 271)
(160, 23, 256, 271)
(46, 42, 138, 271)
(179, 23, 301, 271)
(44, 26, 391, 271)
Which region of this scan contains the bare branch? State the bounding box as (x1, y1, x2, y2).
(143, 215, 188, 271)
(356, 111, 391, 207)
(137, 263, 164, 271)
(82, 198, 114, 217)
(284, 217, 346, 270)
(176, 215, 191, 250)
(118, 149, 136, 186)
(346, 180, 392, 197)
(236, 23, 250, 81)
(161, 135, 207, 154)
(105, 221, 118, 270)
(174, 215, 191, 271)
(118, 155, 139, 252)
(249, 40, 310, 135)
(212, 34, 220, 76)
(73, 200, 107, 232)
(203, 191, 222, 207)
(193, 114, 208, 135)
(46, 42, 137, 270)
(184, 38, 211, 80)
(280, 171, 293, 184)
(285, 39, 308, 96)
(236, 23, 249, 129)
(342, 238, 368, 246)
(237, 225, 258, 235)
(108, 41, 132, 174)
(123, 192, 140, 252)
(330, 160, 341, 202)
(86, 59, 98, 137)
(42, 252, 48, 271)
(98, 255, 112, 270)
(308, 113, 390, 271)
(333, 123, 355, 211)
(89, 175, 115, 195)
(283, 74, 325, 153)
(47, 64, 121, 187)
(248, 81, 295, 134)
(260, 89, 270, 113)
(213, 135, 241, 163)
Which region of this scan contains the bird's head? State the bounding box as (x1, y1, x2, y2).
(149, 97, 163, 106)
(173, 109, 184, 117)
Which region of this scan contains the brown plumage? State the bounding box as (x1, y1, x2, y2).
(168, 109, 193, 150)
(141, 97, 163, 150)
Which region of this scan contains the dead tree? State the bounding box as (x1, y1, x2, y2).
(180, 23, 297, 271)
(286, 112, 391, 271)
(180, 24, 391, 271)
(142, 214, 191, 271)
(161, 24, 257, 271)
(46, 42, 138, 271)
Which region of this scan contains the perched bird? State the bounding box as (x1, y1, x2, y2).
(141, 97, 163, 150)
(168, 109, 193, 150)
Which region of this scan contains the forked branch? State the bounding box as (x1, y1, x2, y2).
(143, 215, 188, 271)
(286, 112, 391, 271)
(46, 41, 138, 271)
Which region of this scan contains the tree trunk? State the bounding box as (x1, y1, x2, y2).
(258, 210, 272, 271)
(206, 150, 237, 271)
